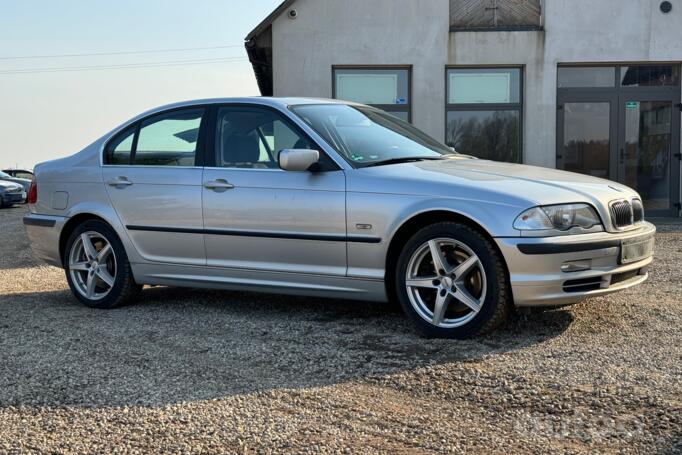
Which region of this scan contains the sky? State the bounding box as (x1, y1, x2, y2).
(0, 0, 282, 169)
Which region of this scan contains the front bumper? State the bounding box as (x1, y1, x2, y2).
(496, 222, 656, 307)
(2, 191, 26, 204)
(23, 213, 67, 267)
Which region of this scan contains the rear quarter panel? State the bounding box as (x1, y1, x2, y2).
(32, 140, 104, 216)
(31, 140, 147, 265)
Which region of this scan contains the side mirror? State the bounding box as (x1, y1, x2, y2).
(278, 149, 320, 172)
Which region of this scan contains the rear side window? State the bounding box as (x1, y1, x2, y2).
(134, 109, 203, 166)
(105, 126, 135, 165)
(14, 172, 34, 180)
(104, 108, 204, 166)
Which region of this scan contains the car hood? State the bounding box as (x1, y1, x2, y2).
(0, 180, 21, 190)
(351, 156, 638, 222)
(429, 157, 635, 201)
(0, 176, 31, 185)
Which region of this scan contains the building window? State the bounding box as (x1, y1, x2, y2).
(558, 66, 616, 88)
(620, 65, 679, 87)
(333, 66, 411, 122)
(446, 67, 523, 163)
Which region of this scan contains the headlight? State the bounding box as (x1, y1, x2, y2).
(514, 203, 603, 235)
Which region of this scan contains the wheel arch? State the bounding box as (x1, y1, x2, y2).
(59, 213, 109, 265)
(384, 210, 511, 303)
(57, 197, 141, 264)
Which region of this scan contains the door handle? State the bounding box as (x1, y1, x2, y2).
(204, 179, 235, 190)
(107, 177, 133, 187)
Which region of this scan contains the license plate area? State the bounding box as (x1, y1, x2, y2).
(620, 234, 654, 264)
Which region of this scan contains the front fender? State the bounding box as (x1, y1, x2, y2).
(383, 196, 523, 241)
(345, 192, 524, 280)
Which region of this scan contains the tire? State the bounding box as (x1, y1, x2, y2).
(395, 222, 510, 339)
(0, 196, 5, 208)
(64, 219, 141, 309)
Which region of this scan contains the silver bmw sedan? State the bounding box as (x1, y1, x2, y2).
(24, 98, 655, 338)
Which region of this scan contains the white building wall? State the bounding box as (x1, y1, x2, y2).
(271, 0, 681, 170)
(271, 0, 450, 140)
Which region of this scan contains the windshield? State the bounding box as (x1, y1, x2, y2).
(0, 171, 10, 178)
(291, 104, 455, 167)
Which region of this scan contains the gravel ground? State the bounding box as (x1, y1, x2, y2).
(0, 205, 680, 454)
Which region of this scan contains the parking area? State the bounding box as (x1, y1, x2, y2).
(0, 205, 680, 453)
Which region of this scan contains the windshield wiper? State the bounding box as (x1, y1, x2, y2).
(362, 156, 446, 168)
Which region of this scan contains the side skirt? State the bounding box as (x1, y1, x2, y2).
(131, 262, 388, 302)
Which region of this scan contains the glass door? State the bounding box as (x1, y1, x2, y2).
(557, 65, 681, 217)
(557, 93, 618, 181)
(618, 95, 680, 217)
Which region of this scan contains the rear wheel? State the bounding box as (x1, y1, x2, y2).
(395, 222, 510, 338)
(64, 220, 141, 309)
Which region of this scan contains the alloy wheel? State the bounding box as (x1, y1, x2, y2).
(68, 231, 117, 301)
(405, 237, 487, 328)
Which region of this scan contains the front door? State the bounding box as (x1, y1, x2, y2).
(557, 64, 681, 217)
(202, 105, 347, 276)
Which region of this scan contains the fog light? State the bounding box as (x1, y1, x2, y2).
(561, 260, 591, 273)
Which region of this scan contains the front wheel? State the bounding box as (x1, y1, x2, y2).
(395, 222, 510, 338)
(64, 220, 141, 309)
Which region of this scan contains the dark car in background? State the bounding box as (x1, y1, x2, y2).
(0, 181, 25, 208)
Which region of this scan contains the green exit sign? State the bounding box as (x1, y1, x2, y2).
(626, 101, 639, 109)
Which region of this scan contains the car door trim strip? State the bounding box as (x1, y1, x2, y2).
(126, 225, 381, 244)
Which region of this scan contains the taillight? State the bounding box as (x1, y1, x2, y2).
(27, 180, 37, 204)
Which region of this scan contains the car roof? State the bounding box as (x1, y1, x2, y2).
(137, 97, 359, 117)
(102, 97, 368, 148)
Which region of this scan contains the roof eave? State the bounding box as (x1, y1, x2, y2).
(245, 0, 297, 41)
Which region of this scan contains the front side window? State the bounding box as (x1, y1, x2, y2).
(215, 107, 336, 169)
(333, 67, 411, 122)
(292, 104, 453, 167)
(446, 67, 523, 163)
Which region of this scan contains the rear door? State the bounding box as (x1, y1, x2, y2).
(102, 107, 207, 265)
(201, 105, 347, 275)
